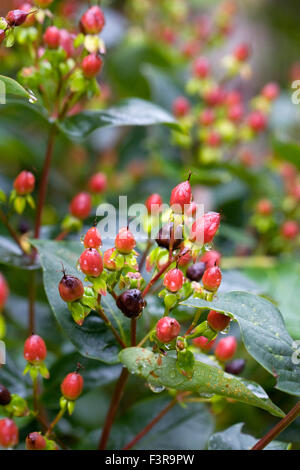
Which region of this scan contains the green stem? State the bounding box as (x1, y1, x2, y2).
(46, 408, 66, 438)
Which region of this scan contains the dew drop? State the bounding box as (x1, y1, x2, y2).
(147, 383, 165, 393)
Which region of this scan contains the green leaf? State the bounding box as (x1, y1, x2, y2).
(208, 423, 290, 450)
(0, 236, 39, 270)
(59, 98, 180, 139)
(273, 139, 300, 170)
(119, 347, 285, 417)
(0, 75, 36, 101)
(181, 292, 300, 397)
(32, 239, 122, 364)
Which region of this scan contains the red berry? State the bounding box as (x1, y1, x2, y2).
(163, 268, 184, 292)
(0, 274, 9, 311)
(61, 372, 84, 401)
(43, 26, 60, 49)
(170, 177, 192, 213)
(247, 111, 267, 132)
(177, 250, 192, 267)
(190, 212, 221, 244)
(199, 108, 215, 126)
(26, 432, 47, 450)
(227, 103, 244, 122)
(88, 172, 107, 194)
(172, 97, 190, 118)
(82, 54, 103, 78)
(34, 0, 53, 7)
(145, 193, 163, 214)
(80, 6, 105, 34)
(225, 91, 241, 106)
(262, 82, 279, 101)
(0, 418, 18, 448)
(13, 170, 35, 195)
(207, 310, 230, 331)
(193, 336, 216, 351)
(59, 29, 75, 58)
(193, 57, 210, 78)
(19, 3, 35, 27)
(24, 335, 47, 363)
(201, 250, 221, 268)
(58, 273, 84, 303)
(115, 227, 136, 254)
(79, 248, 103, 277)
(202, 266, 222, 291)
(0, 30, 5, 45)
(156, 316, 181, 343)
(256, 199, 273, 216)
(204, 87, 225, 106)
(83, 227, 102, 249)
(103, 248, 117, 271)
(215, 336, 237, 361)
(281, 221, 299, 240)
(206, 131, 221, 147)
(70, 192, 91, 220)
(233, 43, 251, 61)
(6, 9, 29, 27)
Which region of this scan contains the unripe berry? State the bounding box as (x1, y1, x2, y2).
(215, 336, 237, 361)
(61, 372, 84, 401)
(156, 222, 183, 250)
(6, 9, 29, 27)
(281, 220, 299, 240)
(193, 336, 216, 351)
(262, 82, 279, 101)
(256, 199, 273, 216)
(83, 227, 102, 249)
(145, 193, 163, 214)
(103, 248, 116, 271)
(82, 54, 103, 79)
(79, 248, 103, 277)
(193, 57, 210, 78)
(13, 170, 35, 195)
(0, 384, 11, 406)
(34, 0, 53, 7)
(201, 250, 221, 268)
(163, 268, 184, 292)
(207, 310, 230, 331)
(186, 262, 206, 282)
(233, 43, 251, 61)
(26, 432, 47, 450)
(88, 172, 107, 194)
(202, 266, 222, 291)
(115, 227, 136, 254)
(172, 96, 190, 118)
(225, 358, 246, 375)
(70, 192, 92, 220)
(24, 335, 47, 363)
(43, 26, 60, 49)
(247, 111, 267, 132)
(0, 418, 18, 448)
(0, 274, 9, 311)
(170, 177, 192, 213)
(199, 108, 215, 126)
(80, 6, 105, 34)
(116, 289, 145, 318)
(58, 273, 84, 303)
(190, 212, 221, 244)
(156, 316, 181, 343)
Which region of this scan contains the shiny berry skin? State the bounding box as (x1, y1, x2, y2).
(156, 223, 183, 250)
(186, 262, 206, 282)
(215, 336, 237, 361)
(24, 335, 47, 363)
(177, 250, 192, 267)
(247, 111, 267, 132)
(80, 6, 105, 34)
(201, 250, 221, 268)
(193, 336, 216, 351)
(257, 199, 273, 216)
(225, 358, 246, 375)
(233, 43, 251, 61)
(43, 26, 61, 49)
(0, 418, 18, 448)
(103, 248, 116, 271)
(202, 266, 222, 291)
(79, 248, 103, 277)
(13, 171, 35, 195)
(262, 82, 279, 101)
(83, 227, 102, 249)
(0, 274, 9, 311)
(6, 9, 29, 27)
(26, 432, 47, 450)
(0, 384, 11, 406)
(199, 108, 215, 126)
(281, 220, 299, 240)
(170, 178, 192, 213)
(207, 310, 230, 331)
(145, 193, 163, 214)
(156, 316, 181, 343)
(88, 172, 107, 193)
(116, 289, 145, 318)
(115, 227, 136, 254)
(82, 54, 103, 78)
(193, 57, 210, 78)
(61, 372, 84, 401)
(70, 192, 92, 220)
(58, 274, 84, 303)
(163, 268, 184, 292)
(172, 97, 190, 118)
(191, 212, 221, 244)
(34, 0, 53, 7)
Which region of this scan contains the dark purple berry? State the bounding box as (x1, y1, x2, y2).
(116, 289, 145, 318)
(156, 223, 183, 250)
(225, 359, 246, 375)
(0, 384, 11, 406)
(186, 262, 206, 282)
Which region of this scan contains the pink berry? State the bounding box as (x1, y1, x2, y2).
(145, 193, 163, 214)
(262, 82, 279, 101)
(225, 91, 241, 106)
(170, 177, 192, 213)
(204, 87, 225, 106)
(206, 131, 221, 147)
(83, 227, 102, 249)
(207, 310, 230, 331)
(193, 336, 216, 351)
(59, 29, 75, 58)
(0, 274, 9, 311)
(82, 54, 103, 79)
(13, 170, 35, 195)
(80, 6, 105, 34)
(227, 103, 244, 122)
(215, 336, 237, 361)
(70, 192, 92, 220)
(193, 57, 210, 78)
(24, 335, 47, 363)
(6, 9, 29, 27)
(88, 172, 107, 194)
(190, 212, 221, 244)
(43, 26, 61, 49)
(163, 268, 184, 292)
(201, 250, 221, 268)
(202, 266, 222, 291)
(172, 97, 190, 118)
(256, 199, 273, 216)
(156, 316, 181, 343)
(61, 372, 84, 401)
(281, 221, 299, 240)
(199, 108, 215, 126)
(247, 111, 267, 132)
(233, 43, 251, 61)
(115, 227, 136, 254)
(103, 248, 117, 271)
(79, 248, 103, 277)
(0, 418, 18, 448)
